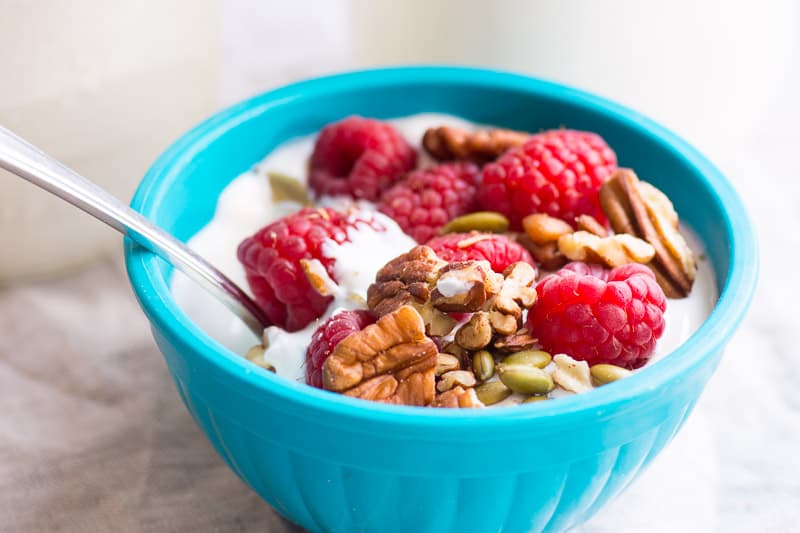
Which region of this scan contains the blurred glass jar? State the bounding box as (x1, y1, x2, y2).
(0, 0, 217, 282)
(349, 0, 796, 160)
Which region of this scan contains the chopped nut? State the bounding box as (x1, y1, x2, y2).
(493, 328, 537, 354)
(367, 245, 445, 315)
(522, 213, 574, 245)
(435, 353, 461, 376)
(441, 341, 467, 359)
(575, 214, 608, 237)
(423, 304, 458, 337)
(456, 233, 495, 248)
(322, 306, 437, 406)
(245, 344, 275, 372)
(600, 169, 696, 297)
(454, 311, 493, 350)
(367, 246, 456, 336)
(430, 261, 502, 312)
(550, 353, 593, 393)
(300, 258, 338, 297)
(369, 249, 538, 356)
(436, 370, 477, 392)
(557, 231, 655, 268)
(431, 386, 485, 408)
(516, 234, 568, 271)
(486, 262, 538, 335)
(422, 125, 530, 163)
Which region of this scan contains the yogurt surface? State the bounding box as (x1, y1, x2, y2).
(171, 113, 718, 387)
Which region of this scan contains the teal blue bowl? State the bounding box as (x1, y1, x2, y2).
(125, 67, 757, 533)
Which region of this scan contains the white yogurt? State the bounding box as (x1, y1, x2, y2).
(170, 113, 718, 388)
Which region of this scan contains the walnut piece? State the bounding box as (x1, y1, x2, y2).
(367, 245, 444, 315)
(446, 261, 537, 351)
(322, 305, 437, 406)
(431, 386, 485, 408)
(430, 261, 502, 312)
(422, 125, 530, 163)
(557, 231, 655, 268)
(367, 246, 456, 336)
(368, 247, 538, 354)
(599, 169, 696, 297)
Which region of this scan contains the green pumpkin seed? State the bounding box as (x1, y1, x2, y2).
(502, 350, 552, 369)
(522, 395, 549, 404)
(590, 364, 632, 385)
(497, 364, 554, 395)
(268, 172, 310, 204)
(472, 350, 496, 381)
(441, 211, 509, 234)
(475, 381, 512, 406)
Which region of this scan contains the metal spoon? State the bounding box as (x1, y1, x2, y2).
(0, 126, 270, 338)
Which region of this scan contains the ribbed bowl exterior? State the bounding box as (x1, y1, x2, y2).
(125, 67, 758, 533)
(154, 326, 720, 533)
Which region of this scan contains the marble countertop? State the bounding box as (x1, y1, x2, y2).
(1, 2, 798, 531)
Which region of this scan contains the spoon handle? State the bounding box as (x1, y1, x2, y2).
(0, 126, 270, 338)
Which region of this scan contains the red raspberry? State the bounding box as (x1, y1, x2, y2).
(305, 309, 375, 388)
(478, 129, 617, 230)
(527, 262, 666, 369)
(237, 207, 383, 332)
(426, 232, 536, 275)
(378, 162, 480, 243)
(309, 116, 417, 201)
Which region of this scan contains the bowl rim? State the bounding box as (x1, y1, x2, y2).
(125, 66, 758, 428)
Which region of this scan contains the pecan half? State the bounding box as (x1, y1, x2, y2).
(599, 169, 696, 297)
(322, 305, 437, 406)
(431, 386, 485, 408)
(422, 125, 530, 163)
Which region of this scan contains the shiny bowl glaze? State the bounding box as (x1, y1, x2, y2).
(125, 67, 757, 533)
